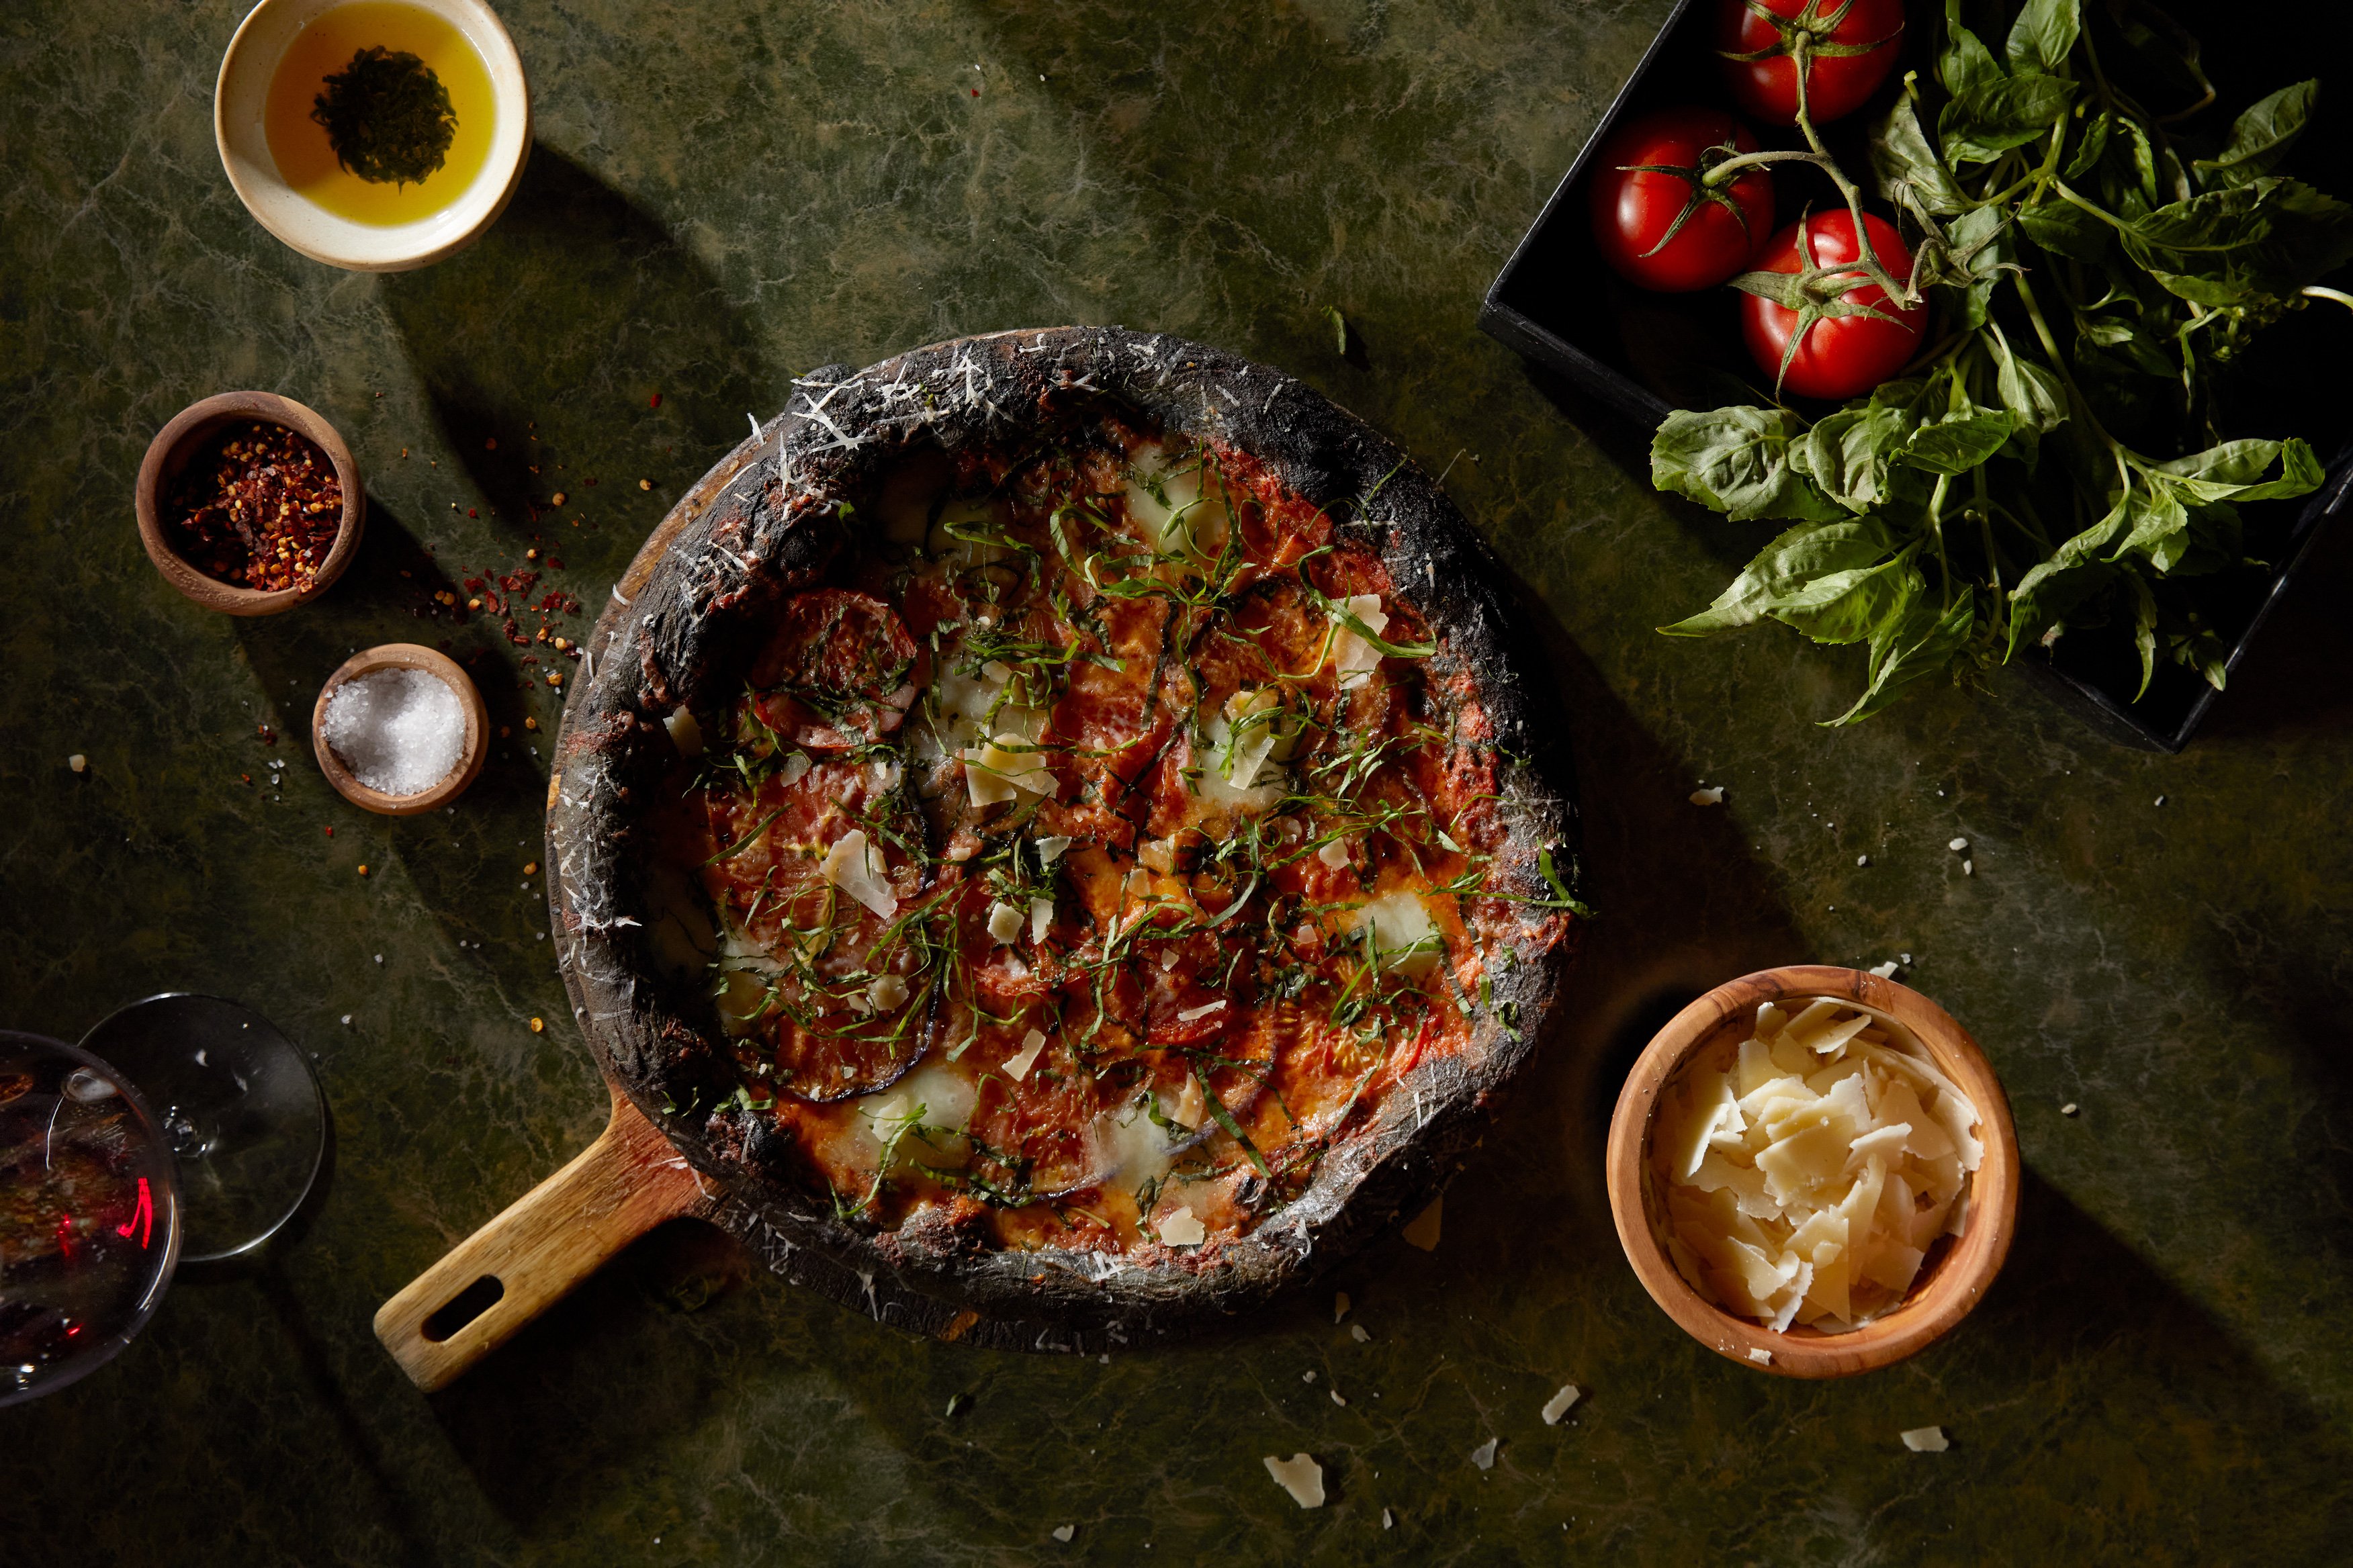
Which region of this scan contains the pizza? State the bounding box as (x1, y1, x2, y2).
(553, 329, 1579, 1333)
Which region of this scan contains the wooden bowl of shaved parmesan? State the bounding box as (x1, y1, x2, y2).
(1606, 966, 2019, 1379)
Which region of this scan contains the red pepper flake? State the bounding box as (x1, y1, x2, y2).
(649, 392, 662, 409)
(468, 508, 478, 518)
(485, 436, 498, 451)
(970, 87, 980, 96)
(463, 576, 484, 591)
(324, 826, 334, 837)
(257, 725, 277, 745)
(163, 420, 343, 592)
(546, 557, 565, 572)
(500, 571, 539, 595)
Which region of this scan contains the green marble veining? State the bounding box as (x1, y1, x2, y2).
(5, 0, 2353, 1561)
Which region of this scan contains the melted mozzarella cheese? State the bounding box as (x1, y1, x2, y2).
(1124, 443, 1231, 561)
(1345, 891, 1442, 978)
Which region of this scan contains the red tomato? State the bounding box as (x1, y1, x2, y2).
(1715, 0, 1905, 127)
(1739, 211, 1924, 400)
(1587, 107, 1775, 293)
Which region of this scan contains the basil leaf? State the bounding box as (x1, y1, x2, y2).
(1869, 95, 1969, 218)
(1777, 549, 1926, 647)
(1941, 73, 2076, 167)
(1939, 0, 2004, 96)
(1898, 412, 2017, 475)
(2008, 490, 2132, 655)
(1993, 340, 2068, 462)
(2153, 436, 2325, 503)
(1795, 404, 1916, 512)
(1659, 518, 1904, 636)
(2126, 573, 2161, 700)
(1651, 406, 1847, 523)
(1828, 594, 1974, 726)
(2125, 178, 2353, 304)
(2118, 483, 2192, 572)
(2065, 111, 2112, 181)
(2016, 195, 2109, 262)
(2194, 80, 2317, 190)
(2004, 0, 2081, 77)
(1943, 204, 2012, 328)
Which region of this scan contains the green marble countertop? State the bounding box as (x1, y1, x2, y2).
(7, 0, 2353, 1561)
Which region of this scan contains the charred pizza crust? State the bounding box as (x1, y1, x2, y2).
(549, 327, 1581, 1346)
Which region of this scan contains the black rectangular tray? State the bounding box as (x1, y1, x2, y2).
(1479, 0, 2353, 751)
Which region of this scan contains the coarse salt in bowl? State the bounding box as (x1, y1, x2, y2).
(312, 644, 488, 815)
(322, 668, 466, 795)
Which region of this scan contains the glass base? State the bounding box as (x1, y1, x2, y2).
(80, 996, 326, 1263)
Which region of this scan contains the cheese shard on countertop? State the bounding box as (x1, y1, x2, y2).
(1901, 1426, 1950, 1452)
(1541, 1385, 1582, 1425)
(1263, 1452, 1325, 1508)
(1656, 998, 1982, 1335)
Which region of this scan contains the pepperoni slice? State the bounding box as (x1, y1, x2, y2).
(747, 588, 920, 751)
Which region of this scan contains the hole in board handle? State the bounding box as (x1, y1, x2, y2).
(420, 1275, 506, 1342)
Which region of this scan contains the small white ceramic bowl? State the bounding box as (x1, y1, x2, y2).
(214, 0, 531, 272)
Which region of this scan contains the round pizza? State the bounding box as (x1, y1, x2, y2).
(553, 328, 1579, 1336)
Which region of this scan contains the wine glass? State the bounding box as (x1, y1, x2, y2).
(0, 1031, 182, 1406)
(0, 995, 326, 1405)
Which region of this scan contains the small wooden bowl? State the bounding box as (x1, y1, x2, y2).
(135, 391, 366, 615)
(1605, 965, 2020, 1379)
(312, 645, 489, 815)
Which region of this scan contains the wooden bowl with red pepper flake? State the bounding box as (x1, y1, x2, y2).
(134, 390, 365, 615)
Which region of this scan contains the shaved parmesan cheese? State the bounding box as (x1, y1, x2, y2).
(1175, 999, 1227, 1022)
(1401, 1195, 1442, 1251)
(1469, 1438, 1499, 1471)
(1262, 1452, 1325, 1508)
(1030, 897, 1053, 944)
(662, 708, 703, 755)
(1002, 1027, 1048, 1082)
(1901, 1426, 1949, 1452)
(1160, 1205, 1207, 1246)
(987, 901, 1024, 943)
(1350, 1323, 1370, 1343)
(963, 733, 1051, 807)
(1318, 839, 1351, 870)
(1656, 997, 1982, 1334)
(1746, 1347, 1772, 1365)
(1690, 786, 1725, 805)
(1051, 1524, 1074, 1542)
(1331, 594, 1390, 688)
(820, 830, 898, 919)
(1333, 1291, 1351, 1324)
(1541, 1385, 1581, 1424)
(867, 974, 909, 1012)
(1869, 959, 1900, 978)
(775, 751, 813, 790)
(1033, 835, 1071, 866)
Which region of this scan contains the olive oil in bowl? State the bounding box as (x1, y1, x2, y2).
(264, 1, 496, 226)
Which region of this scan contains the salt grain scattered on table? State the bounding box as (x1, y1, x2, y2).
(323, 667, 465, 795)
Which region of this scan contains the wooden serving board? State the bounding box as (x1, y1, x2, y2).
(373, 418, 775, 1393)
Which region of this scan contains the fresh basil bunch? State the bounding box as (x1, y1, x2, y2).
(1654, 0, 2353, 724)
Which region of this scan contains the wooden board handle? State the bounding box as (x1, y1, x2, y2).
(373, 1089, 713, 1392)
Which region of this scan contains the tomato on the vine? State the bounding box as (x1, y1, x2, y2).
(1587, 107, 1775, 293)
(1739, 211, 1924, 400)
(1715, 0, 1905, 127)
